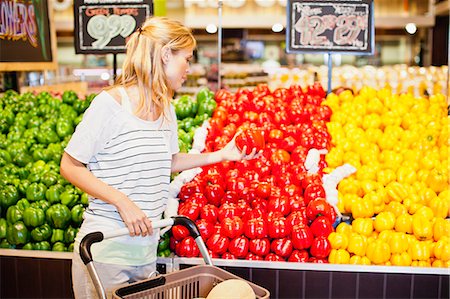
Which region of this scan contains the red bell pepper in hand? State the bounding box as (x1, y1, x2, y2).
(310, 236, 332, 259)
(228, 236, 249, 258)
(235, 128, 265, 155)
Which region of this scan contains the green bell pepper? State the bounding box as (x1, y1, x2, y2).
(52, 241, 66, 252)
(0, 239, 15, 249)
(193, 113, 209, 126)
(36, 128, 60, 145)
(13, 151, 33, 167)
(71, 204, 85, 225)
(197, 98, 217, 117)
(30, 200, 50, 212)
(46, 204, 71, 229)
(174, 95, 197, 119)
(80, 193, 89, 206)
(56, 118, 74, 138)
(18, 179, 30, 197)
(64, 226, 79, 243)
(6, 205, 23, 224)
(26, 182, 47, 201)
(0, 218, 7, 239)
(50, 228, 65, 243)
(196, 87, 214, 105)
(157, 248, 171, 257)
(31, 223, 53, 241)
(0, 185, 19, 208)
(67, 242, 74, 252)
(6, 221, 29, 245)
(62, 90, 78, 105)
(22, 242, 34, 250)
(41, 171, 59, 187)
(23, 207, 45, 227)
(60, 189, 79, 208)
(46, 184, 65, 204)
(33, 241, 51, 251)
(16, 198, 31, 211)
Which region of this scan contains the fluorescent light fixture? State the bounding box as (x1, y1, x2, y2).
(100, 72, 111, 81)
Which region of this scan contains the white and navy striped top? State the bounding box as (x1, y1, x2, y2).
(65, 89, 179, 265)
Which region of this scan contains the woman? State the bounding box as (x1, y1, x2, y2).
(61, 16, 259, 298)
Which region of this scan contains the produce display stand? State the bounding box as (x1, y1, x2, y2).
(1, 248, 448, 299)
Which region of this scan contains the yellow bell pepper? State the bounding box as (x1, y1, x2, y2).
(343, 193, 360, 214)
(408, 240, 431, 261)
(395, 213, 413, 234)
(425, 167, 449, 193)
(377, 169, 397, 187)
(390, 252, 412, 266)
(335, 222, 352, 237)
(411, 260, 431, 267)
(438, 190, 450, 217)
(328, 232, 348, 250)
(386, 182, 409, 203)
(429, 196, 449, 219)
(351, 198, 374, 219)
(349, 255, 371, 265)
(418, 188, 438, 206)
(414, 206, 434, 221)
(366, 239, 391, 265)
(432, 259, 450, 268)
(352, 218, 374, 237)
(377, 230, 394, 243)
(328, 249, 351, 264)
(388, 232, 409, 254)
(434, 238, 450, 262)
(397, 165, 417, 185)
(433, 218, 450, 241)
(338, 178, 363, 197)
(347, 234, 367, 256)
(373, 211, 396, 232)
(412, 214, 433, 241)
(385, 201, 407, 218)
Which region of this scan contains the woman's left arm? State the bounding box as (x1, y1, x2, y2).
(171, 137, 259, 173)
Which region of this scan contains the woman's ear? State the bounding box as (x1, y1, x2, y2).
(162, 46, 171, 64)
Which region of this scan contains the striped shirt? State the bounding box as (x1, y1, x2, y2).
(65, 90, 179, 265)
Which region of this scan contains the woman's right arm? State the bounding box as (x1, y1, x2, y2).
(60, 152, 153, 236)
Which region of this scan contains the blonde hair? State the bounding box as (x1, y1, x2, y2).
(115, 16, 196, 118)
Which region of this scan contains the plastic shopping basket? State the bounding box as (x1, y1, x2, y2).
(80, 216, 270, 299)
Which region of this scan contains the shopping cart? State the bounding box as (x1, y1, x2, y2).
(80, 216, 270, 299)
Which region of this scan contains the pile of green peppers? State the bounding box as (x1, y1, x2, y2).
(174, 87, 216, 153)
(0, 90, 93, 252)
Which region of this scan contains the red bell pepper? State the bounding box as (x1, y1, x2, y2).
(249, 238, 270, 257)
(310, 216, 333, 238)
(288, 249, 309, 262)
(206, 233, 229, 255)
(176, 236, 199, 258)
(271, 238, 293, 258)
(228, 236, 249, 258)
(310, 236, 332, 259)
(204, 184, 224, 207)
(195, 219, 214, 240)
(200, 204, 219, 224)
(306, 199, 336, 223)
(291, 224, 314, 250)
(244, 217, 267, 239)
(268, 216, 291, 239)
(171, 225, 189, 241)
(221, 216, 244, 239)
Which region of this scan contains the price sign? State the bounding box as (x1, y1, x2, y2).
(286, 0, 374, 54)
(74, 0, 153, 54)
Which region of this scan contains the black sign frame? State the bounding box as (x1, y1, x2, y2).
(74, 0, 153, 54)
(0, 0, 57, 71)
(286, 0, 374, 55)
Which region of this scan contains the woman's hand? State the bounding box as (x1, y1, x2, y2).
(115, 195, 153, 237)
(219, 134, 263, 162)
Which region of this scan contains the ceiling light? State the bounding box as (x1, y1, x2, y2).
(206, 24, 217, 34)
(405, 23, 417, 35)
(272, 23, 283, 33)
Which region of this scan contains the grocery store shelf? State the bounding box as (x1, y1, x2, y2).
(435, 0, 450, 16)
(174, 257, 450, 276)
(0, 248, 73, 260)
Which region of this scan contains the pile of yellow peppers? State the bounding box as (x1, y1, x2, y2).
(323, 87, 450, 267)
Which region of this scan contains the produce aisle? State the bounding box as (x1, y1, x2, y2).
(0, 82, 449, 298)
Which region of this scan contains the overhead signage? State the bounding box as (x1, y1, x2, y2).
(74, 0, 153, 54)
(286, 0, 374, 54)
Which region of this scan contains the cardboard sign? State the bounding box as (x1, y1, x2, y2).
(0, 0, 57, 71)
(286, 0, 374, 54)
(74, 0, 153, 54)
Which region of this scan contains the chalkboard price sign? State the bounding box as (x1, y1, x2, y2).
(74, 0, 153, 54)
(286, 0, 374, 54)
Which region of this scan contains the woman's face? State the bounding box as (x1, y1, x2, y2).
(163, 47, 193, 91)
